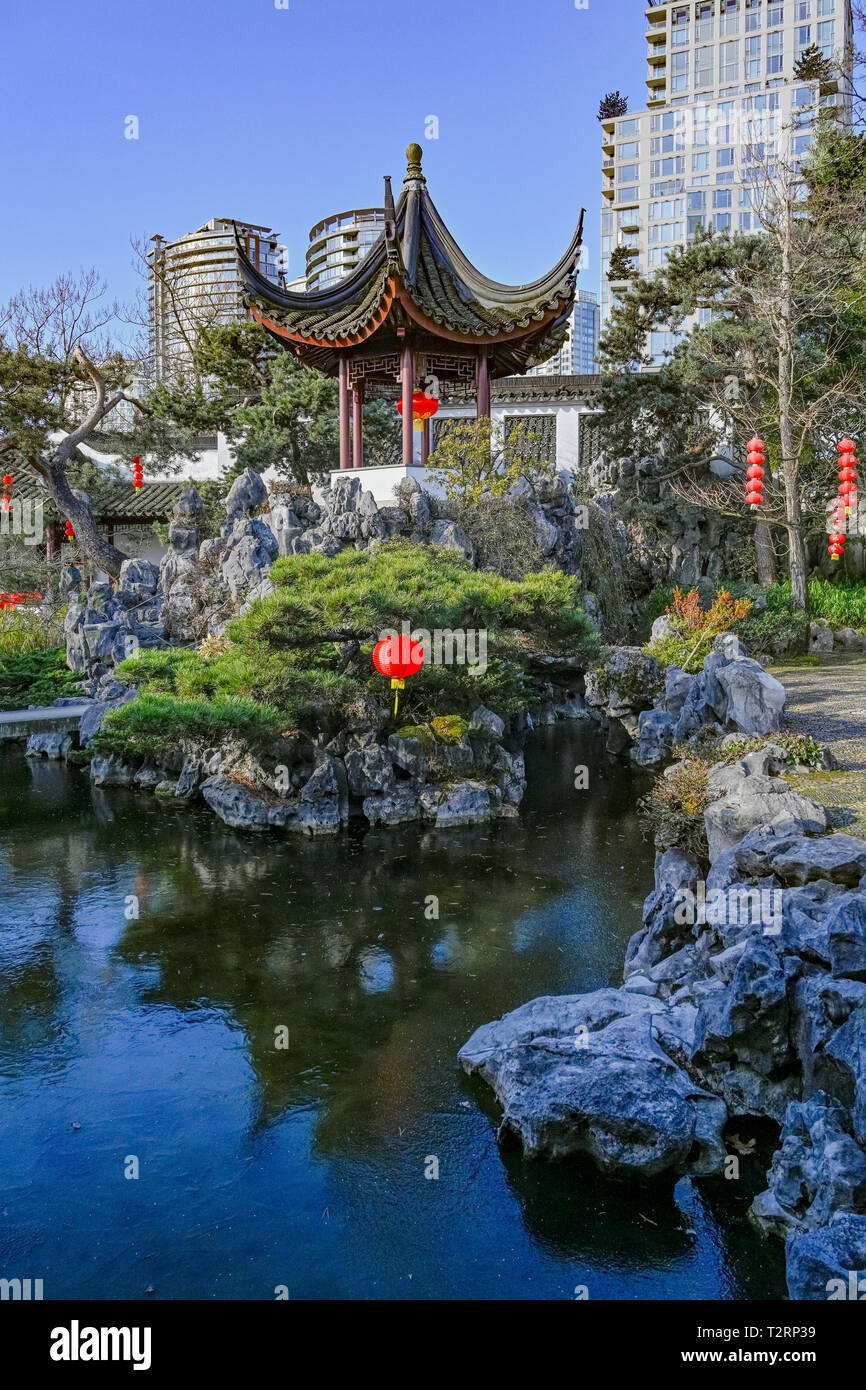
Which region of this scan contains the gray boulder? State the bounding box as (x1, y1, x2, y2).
(25, 731, 74, 759)
(200, 775, 275, 830)
(430, 780, 495, 826)
(362, 785, 421, 826)
(632, 707, 677, 766)
(751, 1093, 866, 1239)
(429, 519, 474, 564)
(827, 893, 866, 981)
(716, 658, 786, 734)
(223, 467, 267, 524)
(786, 1212, 866, 1301)
(344, 744, 394, 797)
(468, 705, 505, 740)
(704, 778, 827, 861)
(459, 989, 727, 1177)
(809, 622, 834, 654)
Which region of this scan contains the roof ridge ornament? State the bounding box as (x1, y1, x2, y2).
(404, 142, 425, 185)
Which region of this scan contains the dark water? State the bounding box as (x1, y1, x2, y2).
(0, 726, 785, 1300)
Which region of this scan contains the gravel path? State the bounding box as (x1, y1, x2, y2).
(768, 654, 866, 834)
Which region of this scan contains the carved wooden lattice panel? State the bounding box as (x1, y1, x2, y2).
(503, 414, 557, 466)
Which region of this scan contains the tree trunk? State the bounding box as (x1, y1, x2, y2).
(41, 459, 129, 578)
(754, 518, 776, 585)
(777, 213, 808, 611)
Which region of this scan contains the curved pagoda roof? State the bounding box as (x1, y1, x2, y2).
(237, 144, 585, 380)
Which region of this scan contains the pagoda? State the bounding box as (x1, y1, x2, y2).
(237, 144, 584, 471)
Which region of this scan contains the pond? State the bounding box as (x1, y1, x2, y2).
(0, 724, 785, 1300)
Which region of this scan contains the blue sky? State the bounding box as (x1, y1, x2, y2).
(0, 0, 645, 309)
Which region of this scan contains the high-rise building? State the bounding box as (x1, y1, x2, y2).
(600, 0, 854, 358)
(305, 208, 385, 290)
(528, 289, 600, 375)
(149, 218, 286, 382)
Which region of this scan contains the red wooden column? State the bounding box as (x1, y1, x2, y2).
(352, 380, 365, 470)
(401, 345, 415, 468)
(476, 352, 490, 419)
(338, 356, 351, 470)
(420, 417, 430, 468)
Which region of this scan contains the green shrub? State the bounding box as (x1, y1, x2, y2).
(91, 694, 284, 761)
(0, 647, 83, 711)
(719, 731, 825, 768)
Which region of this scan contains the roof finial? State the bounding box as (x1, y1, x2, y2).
(405, 142, 424, 183)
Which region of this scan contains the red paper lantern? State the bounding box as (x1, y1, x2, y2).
(838, 439, 857, 454)
(745, 438, 765, 508)
(2, 474, 12, 487)
(372, 635, 425, 716)
(397, 392, 440, 433)
(65, 520, 75, 540)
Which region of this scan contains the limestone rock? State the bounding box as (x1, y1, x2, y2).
(459, 989, 727, 1176)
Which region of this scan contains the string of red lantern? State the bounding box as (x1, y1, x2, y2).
(372, 634, 425, 716)
(396, 392, 440, 433)
(65, 520, 75, 540)
(2, 470, 12, 514)
(132, 455, 143, 490)
(745, 437, 765, 507)
(829, 438, 858, 561)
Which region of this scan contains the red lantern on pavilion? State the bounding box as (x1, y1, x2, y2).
(372, 634, 425, 716)
(2, 470, 12, 514)
(397, 391, 440, 433)
(745, 437, 765, 507)
(838, 438, 858, 516)
(132, 455, 143, 491)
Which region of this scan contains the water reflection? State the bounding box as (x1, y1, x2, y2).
(0, 727, 785, 1299)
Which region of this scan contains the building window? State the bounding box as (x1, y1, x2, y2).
(745, 0, 762, 29)
(717, 146, 735, 166)
(818, 19, 835, 55)
(767, 28, 783, 70)
(618, 118, 641, 137)
(795, 0, 811, 17)
(713, 212, 732, 230)
(745, 34, 761, 75)
(720, 40, 739, 81)
(695, 46, 714, 86)
(767, 2, 783, 23)
(672, 7, 690, 45)
(618, 164, 639, 182)
(796, 24, 811, 52)
(693, 151, 710, 170)
(720, 0, 740, 35)
(713, 188, 732, 207)
(618, 140, 640, 159)
(671, 50, 689, 90)
(617, 187, 639, 201)
(695, 2, 714, 40)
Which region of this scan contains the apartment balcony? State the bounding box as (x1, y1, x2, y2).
(647, 68, 667, 87)
(647, 43, 667, 62)
(619, 217, 640, 233)
(602, 158, 615, 173)
(602, 135, 615, 154)
(602, 184, 615, 201)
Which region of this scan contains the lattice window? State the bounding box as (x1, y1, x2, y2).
(503, 414, 557, 466)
